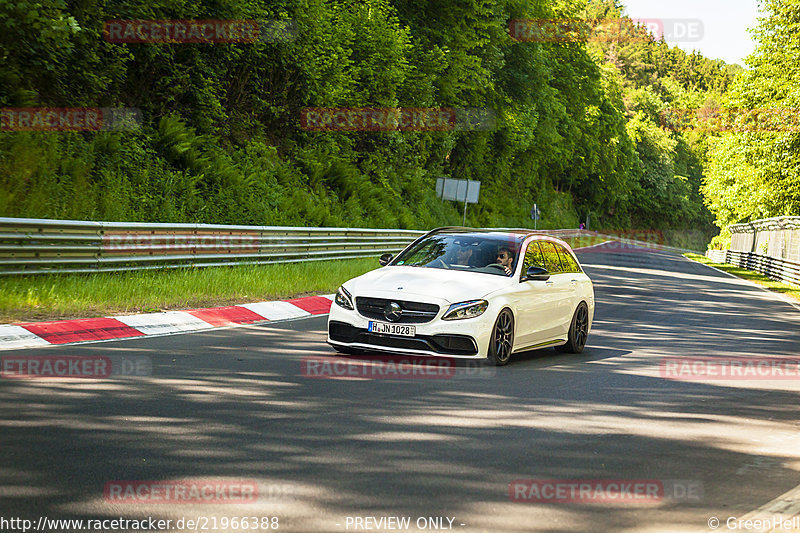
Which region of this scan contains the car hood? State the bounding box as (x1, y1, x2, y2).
(344, 266, 511, 304)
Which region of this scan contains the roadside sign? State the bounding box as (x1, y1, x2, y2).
(436, 178, 481, 225)
(436, 178, 481, 204)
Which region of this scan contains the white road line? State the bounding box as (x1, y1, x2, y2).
(572, 240, 611, 251)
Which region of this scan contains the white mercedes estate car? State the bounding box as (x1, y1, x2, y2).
(327, 228, 595, 365)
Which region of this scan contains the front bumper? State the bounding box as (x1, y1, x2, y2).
(328, 320, 479, 356)
(327, 296, 495, 359)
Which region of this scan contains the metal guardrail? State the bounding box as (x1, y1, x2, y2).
(705, 249, 800, 287)
(0, 217, 695, 276)
(728, 250, 800, 286)
(704, 216, 800, 287)
(0, 218, 426, 275)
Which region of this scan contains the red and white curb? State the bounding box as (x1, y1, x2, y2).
(0, 295, 334, 351)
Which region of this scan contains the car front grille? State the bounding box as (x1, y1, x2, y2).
(328, 321, 478, 356)
(355, 297, 440, 324)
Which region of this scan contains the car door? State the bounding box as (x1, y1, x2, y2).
(553, 242, 583, 336)
(537, 241, 573, 339)
(513, 240, 561, 347)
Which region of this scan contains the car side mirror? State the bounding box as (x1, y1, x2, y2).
(379, 253, 394, 266)
(522, 266, 550, 281)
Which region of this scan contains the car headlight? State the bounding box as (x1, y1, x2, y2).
(335, 286, 354, 310)
(442, 300, 488, 320)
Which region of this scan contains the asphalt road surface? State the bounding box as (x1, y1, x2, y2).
(2, 245, 800, 533)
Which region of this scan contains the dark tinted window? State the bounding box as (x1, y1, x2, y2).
(521, 241, 546, 276)
(538, 241, 563, 274)
(393, 233, 524, 276)
(555, 244, 581, 273)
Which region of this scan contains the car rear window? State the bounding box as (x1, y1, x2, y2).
(555, 244, 581, 273)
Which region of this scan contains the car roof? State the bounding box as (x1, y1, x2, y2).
(424, 227, 578, 252)
(427, 226, 570, 239)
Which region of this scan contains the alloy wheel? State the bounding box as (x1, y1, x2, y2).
(490, 309, 514, 365)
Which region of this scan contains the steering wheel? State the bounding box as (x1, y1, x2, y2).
(433, 257, 449, 269)
(486, 263, 513, 276)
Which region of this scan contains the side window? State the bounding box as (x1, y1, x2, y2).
(521, 241, 546, 276)
(538, 241, 563, 274)
(555, 244, 581, 273)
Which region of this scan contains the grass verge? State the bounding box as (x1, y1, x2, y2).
(685, 253, 800, 303)
(0, 257, 380, 323)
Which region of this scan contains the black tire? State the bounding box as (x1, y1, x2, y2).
(487, 308, 515, 366)
(555, 302, 589, 354)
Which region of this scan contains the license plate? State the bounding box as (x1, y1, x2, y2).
(368, 321, 416, 337)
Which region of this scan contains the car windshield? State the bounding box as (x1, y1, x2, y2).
(392, 233, 524, 276)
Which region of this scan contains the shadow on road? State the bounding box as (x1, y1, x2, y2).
(1, 246, 799, 532)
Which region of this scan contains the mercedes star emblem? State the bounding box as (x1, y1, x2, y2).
(384, 301, 403, 322)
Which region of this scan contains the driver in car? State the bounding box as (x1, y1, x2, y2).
(495, 246, 514, 275)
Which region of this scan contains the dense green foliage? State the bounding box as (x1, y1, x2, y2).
(0, 0, 734, 241)
(702, 0, 800, 238)
(582, 1, 734, 238)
